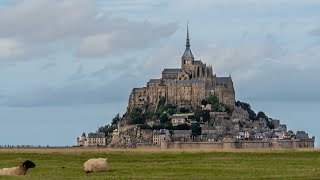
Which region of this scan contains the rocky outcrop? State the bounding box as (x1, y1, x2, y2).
(109, 126, 152, 148)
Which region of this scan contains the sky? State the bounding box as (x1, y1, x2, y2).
(0, 0, 319, 147)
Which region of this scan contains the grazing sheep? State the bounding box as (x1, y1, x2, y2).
(83, 158, 108, 173)
(0, 160, 36, 176)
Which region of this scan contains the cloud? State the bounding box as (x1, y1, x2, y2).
(141, 44, 181, 77)
(4, 57, 148, 106)
(172, 0, 320, 7)
(77, 21, 178, 57)
(0, 38, 25, 60)
(310, 27, 320, 36)
(77, 34, 113, 57)
(0, 0, 96, 42)
(95, 0, 165, 12)
(0, 0, 178, 59)
(4, 79, 137, 107)
(238, 67, 320, 102)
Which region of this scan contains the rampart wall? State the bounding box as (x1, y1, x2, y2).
(137, 139, 315, 150)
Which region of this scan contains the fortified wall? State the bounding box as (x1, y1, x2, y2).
(137, 138, 315, 150)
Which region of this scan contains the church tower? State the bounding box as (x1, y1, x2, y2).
(181, 25, 194, 69)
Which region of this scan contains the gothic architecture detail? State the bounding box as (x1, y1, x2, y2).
(128, 26, 235, 112)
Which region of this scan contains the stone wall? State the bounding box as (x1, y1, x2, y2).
(163, 141, 223, 149)
(136, 143, 159, 149)
(154, 139, 315, 150)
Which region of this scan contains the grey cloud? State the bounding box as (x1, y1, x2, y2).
(141, 44, 181, 77)
(67, 66, 87, 81)
(4, 57, 148, 106)
(0, 38, 25, 60)
(236, 66, 320, 102)
(40, 62, 57, 71)
(5, 76, 140, 107)
(0, 0, 96, 42)
(76, 22, 178, 57)
(0, 0, 178, 59)
(310, 27, 320, 36)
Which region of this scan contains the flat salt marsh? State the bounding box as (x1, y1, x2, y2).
(0, 148, 319, 179)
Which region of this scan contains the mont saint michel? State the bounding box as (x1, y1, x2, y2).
(77, 27, 315, 149)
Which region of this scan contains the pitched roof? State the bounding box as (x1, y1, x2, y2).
(194, 60, 203, 64)
(177, 79, 204, 84)
(296, 131, 309, 139)
(162, 68, 180, 73)
(148, 79, 161, 83)
(182, 48, 194, 59)
(87, 132, 105, 138)
(173, 130, 192, 134)
(216, 77, 230, 85)
(153, 129, 169, 135)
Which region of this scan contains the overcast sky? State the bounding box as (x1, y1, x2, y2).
(0, 0, 319, 146)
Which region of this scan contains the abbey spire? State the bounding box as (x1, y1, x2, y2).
(182, 24, 194, 63)
(186, 24, 190, 48)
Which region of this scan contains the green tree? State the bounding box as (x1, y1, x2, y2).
(164, 122, 174, 130)
(139, 124, 152, 129)
(236, 101, 257, 120)
(257, 111, 268, 120)
(160, 113, 170, 124)
(190, 123, 201, 136)
(152, 124, 165, 130)
(179, 107, 190, 113)
(129, 108, 145, 124)
(98, 124, 116, 136)
(175, 124, 190, 130)
(266, 120, 274, 129)
(194, 109, 210, 122)
(207, 96, 219, 105)
(201, 99, 208, 105)
(167, 108, 176, 115)
(202, 110, 210, 121)
(111, 113, 121, 125)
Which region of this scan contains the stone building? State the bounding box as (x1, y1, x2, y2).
(76, 132, 106, 147)
(172, 130, 192, 142)
(127, 26, 235, 112)
(171, 113, 194, 126)
(76, 133, 87, 146)
(153, 129, 170, 145)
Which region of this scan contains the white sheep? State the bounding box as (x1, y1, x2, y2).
(0, 160, 36, 176)
(83, 158, 108, 173)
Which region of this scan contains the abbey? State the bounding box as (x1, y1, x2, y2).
(128, 27, 235, 112)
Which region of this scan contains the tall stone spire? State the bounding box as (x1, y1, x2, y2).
(182, 24, 194, 60)
(186, 24, 190, 48)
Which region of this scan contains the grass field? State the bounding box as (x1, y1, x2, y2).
(0, 148, 319, 179)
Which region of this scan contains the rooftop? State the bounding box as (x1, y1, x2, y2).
(216, 77, 231, 85)
(87, 132, 105, 138)
(162, 68, 180, 73)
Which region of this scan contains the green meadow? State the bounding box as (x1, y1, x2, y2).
(0, 148, 319, 179)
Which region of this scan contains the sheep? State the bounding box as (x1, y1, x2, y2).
(83, 158, 108, 173)
(0, 160, 36, 176)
